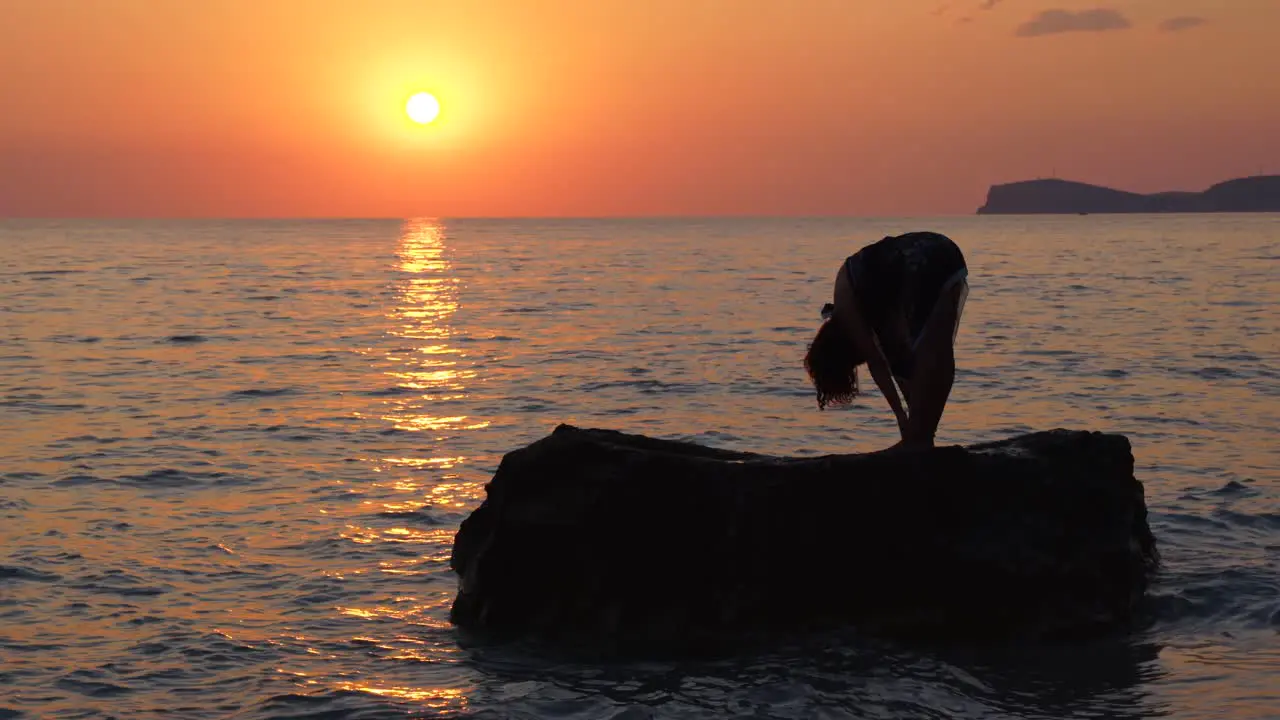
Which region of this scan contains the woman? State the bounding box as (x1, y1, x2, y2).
(804, 231, 969, 449)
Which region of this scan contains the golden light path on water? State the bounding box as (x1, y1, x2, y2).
(382, 217, 488, 437)
(375, 217, 489, 519)
(323, 219, 486, 714)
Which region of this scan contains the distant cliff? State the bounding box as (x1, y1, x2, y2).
(976, 175, 1280, 214)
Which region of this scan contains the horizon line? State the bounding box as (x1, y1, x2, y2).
(0, 212, 982, 222)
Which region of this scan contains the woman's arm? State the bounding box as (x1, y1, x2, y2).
(836, 298, 910, 438)
(866, 334, 911, 439)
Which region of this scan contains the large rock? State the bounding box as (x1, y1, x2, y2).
(450, 425, 1158, 652)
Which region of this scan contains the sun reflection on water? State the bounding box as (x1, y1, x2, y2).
(338, 524, 455, 549)
(380, 218, 488, 438)
(349, 219, 488, 548)
(301, 220, 483, 715)
(333, 682, 468, 712)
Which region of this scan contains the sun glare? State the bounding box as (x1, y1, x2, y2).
(406, 92, 441, 124)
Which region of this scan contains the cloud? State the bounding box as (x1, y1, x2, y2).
(1015, 8, 1132, 37)
(951, 0, 999, 26)
(1159, 16, 1208, 33)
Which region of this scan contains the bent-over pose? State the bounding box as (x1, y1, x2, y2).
(805, 231, 969, 448)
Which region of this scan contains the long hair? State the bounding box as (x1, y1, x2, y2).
(804, 317, 865, 409)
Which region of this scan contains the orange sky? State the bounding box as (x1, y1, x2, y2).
(1, 0, 1277, 217)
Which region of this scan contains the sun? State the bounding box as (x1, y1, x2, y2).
(406, 92, 441, 124)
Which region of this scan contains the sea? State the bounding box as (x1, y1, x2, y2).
(1, 215, 1277, 719)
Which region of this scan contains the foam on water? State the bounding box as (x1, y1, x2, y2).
(0, 215, 1277, 719)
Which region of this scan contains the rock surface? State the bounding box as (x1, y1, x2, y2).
(450, 425, 1159, 652)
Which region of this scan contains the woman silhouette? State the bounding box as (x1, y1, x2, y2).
(804, 231, 969, 449)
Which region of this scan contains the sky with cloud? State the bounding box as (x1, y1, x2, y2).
(0, 0, 1276, 216)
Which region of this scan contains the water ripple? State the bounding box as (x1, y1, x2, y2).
(0, 216, 1276, 719)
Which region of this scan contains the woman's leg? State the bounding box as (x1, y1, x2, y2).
(904, 281, 965, 445)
